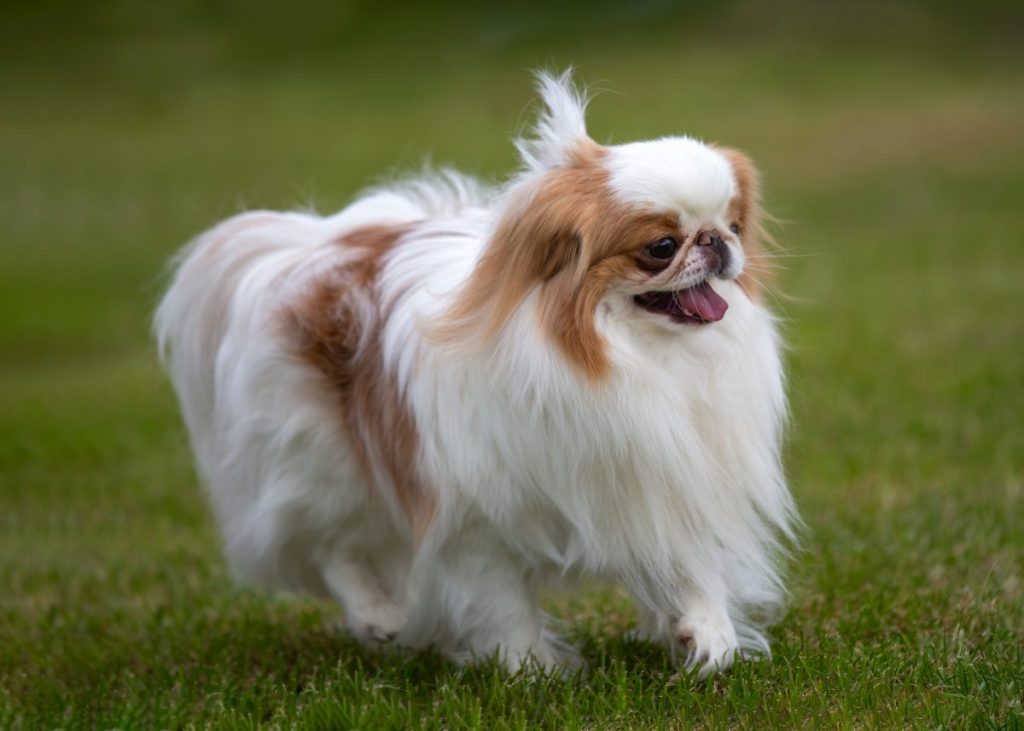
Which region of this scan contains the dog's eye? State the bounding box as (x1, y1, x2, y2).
(729, 223, 741, 236)
(645, 236, 678, 260)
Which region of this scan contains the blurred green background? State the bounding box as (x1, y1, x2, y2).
(2, 1, 1022, 727)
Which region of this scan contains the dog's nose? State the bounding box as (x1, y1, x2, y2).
(696, 230, 724, 249)
(695, 230, 730, 272)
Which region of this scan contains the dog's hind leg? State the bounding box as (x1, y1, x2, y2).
(321, 551, 408, 647)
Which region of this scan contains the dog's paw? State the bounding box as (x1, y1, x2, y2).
(673, 611, 739, 679)
(338, 602, 407, 648)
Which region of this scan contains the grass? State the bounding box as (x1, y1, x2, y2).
(2, 2, 1022, 728)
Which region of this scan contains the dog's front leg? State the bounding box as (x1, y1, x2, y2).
(672, 583, 740, 678)
(633, 575, 740, 678)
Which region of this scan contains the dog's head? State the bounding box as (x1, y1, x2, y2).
(443, 71, 768, 380)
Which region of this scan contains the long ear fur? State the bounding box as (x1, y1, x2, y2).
(717, 146, 773, 297)
(515, 69, 592, 172)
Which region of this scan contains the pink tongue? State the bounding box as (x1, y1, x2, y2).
(679, 281, 728, 322)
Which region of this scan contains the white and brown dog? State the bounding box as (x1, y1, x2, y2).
(155, 71, 798, 677)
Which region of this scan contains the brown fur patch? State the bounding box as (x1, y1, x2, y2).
(716, 146, 770, 297)
(284, 225, 435, 538)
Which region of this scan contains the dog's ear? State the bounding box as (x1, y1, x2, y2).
(515, 69, 594, 172)
(717, 146, 772, 296)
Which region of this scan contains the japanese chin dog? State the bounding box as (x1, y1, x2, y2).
(155, 70, 798, 678)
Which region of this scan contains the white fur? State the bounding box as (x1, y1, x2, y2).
(607, 136, 737, 216)
(515, 68, 591, 172)
(155, 72, 797, 678)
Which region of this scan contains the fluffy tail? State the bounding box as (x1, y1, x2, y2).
(154, 211, 321, 478)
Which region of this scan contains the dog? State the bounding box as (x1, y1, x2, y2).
(155, 70, 798, 677)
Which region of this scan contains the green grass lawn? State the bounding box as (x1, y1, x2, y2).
(2, 2, 1022, 728)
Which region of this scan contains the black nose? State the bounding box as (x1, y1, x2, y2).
(696, 230, 730, 272)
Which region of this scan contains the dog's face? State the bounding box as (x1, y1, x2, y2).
(441, 77, 765, 380)
(605, 138, 752, 326)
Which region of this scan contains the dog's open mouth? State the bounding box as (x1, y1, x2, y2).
(634, 281, 728, 325)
